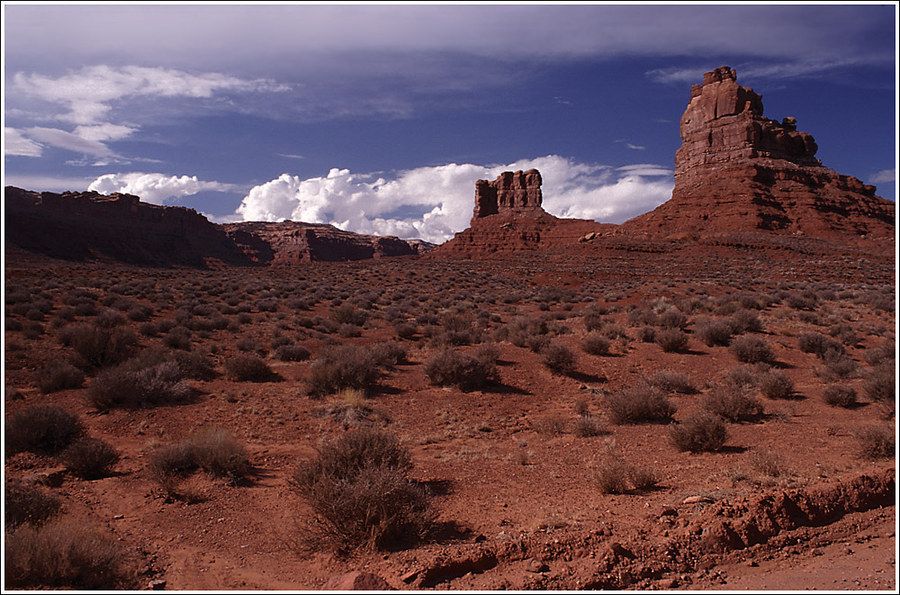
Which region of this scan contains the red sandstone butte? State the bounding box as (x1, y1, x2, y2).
(621, 66, 894, 250)
(430, 170, 608, 257)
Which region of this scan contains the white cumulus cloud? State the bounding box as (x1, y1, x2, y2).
(88, 172, 239, 205)
(232, 155, 674, 244)
(869, 168, 895, 185)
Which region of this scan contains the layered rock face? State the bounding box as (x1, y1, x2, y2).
(430, 170, 607, 257)
(222, 221, 431, 264)
(623, 66, 894, 247)
(473, 169, 544, 220)
(4, 187, 431, 267)
(4, 187, 247, 267)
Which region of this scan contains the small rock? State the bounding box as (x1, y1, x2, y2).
(113, 514, 124, 520)
(149, 579, 166, 590)
(659, 507, 678, 517)
(682, 495, 713, 505)
(659, 577, 679, 589)
(400, 569, 419, 584)
(324, 571, 392, 591)
(746, 560, 759, 567)
(525, 558, 549, 573)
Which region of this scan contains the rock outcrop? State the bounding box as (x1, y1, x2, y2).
(222, 221, 431, 264)
(4, 187, 432, 267)
(621, 66, 894, 248)
(429, 170, 608, 257)
(4, 187, 248, 267)
(473, 169, 544, 220)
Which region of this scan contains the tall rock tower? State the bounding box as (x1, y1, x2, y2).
(624, 66, 893, 245)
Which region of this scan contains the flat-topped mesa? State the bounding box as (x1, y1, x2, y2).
(677, 65, 820, 175)
(473, 169, 544, 221)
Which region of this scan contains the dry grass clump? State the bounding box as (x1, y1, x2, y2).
(729, 335, 776, 364)
(655, 329, 689, 353)
(542, 342, 577, 375)
(60, 437, 120, 479)
(88, 361, 192, 410)
(700, 385, 764, 422)
(669, 410, 728, 452)
(5, 482, 62, 529)
(424, 347, 496, 391)
(854, 425, 895, 459)
(593, 444, 660, 493)
(224, 354, 276, 382)
(307, 344, 381, 397)
(606, 383, 676, 425)
(37, 360, 85, 394)
(291, 428, 431, 552)
(4, 518, 135, 589)
(6, 405, 85, 456)
(729, 309, 763, 334)
(149, 427, 250, 494)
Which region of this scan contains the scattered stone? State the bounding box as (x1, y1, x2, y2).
(525, 558, 549, 573)
(324, 571, 393, 591)
(149, 579, 167, 590)
(682, 495, 714, 505)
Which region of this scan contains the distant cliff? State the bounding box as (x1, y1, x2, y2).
(4, 187, 432, 267)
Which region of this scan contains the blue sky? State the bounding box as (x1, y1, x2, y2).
(3, 3, 896, 244)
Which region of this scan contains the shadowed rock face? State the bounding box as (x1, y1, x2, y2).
(4, 187, 432, 267)
(623, 66, 894, 246)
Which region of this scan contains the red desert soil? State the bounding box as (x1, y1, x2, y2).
(3, 249, 895, 591)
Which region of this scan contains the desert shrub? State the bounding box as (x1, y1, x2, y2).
(224, 354, 275, 382)
(606, 383, 676, 425)
(330, 303, 368, 326)
(695, 319, 733, 347)
(394, 321, 418, 340)
(60, 438, 120, 479)
(6, 405, 85, 455)
(276, 344, 311, 362)
(855, 425, 895, 459)
(306, 345, 381, 397)
(637, 325, 657, 343)
(542, 343, 577, 375)
(729, 335, 776, 364)
(798, 332, 845, 359)
(729, 309, 763, 334)
(58, 324, 137, 368)
(593, 452, 630, 494)
(669, 411, 728, 452)
(162, 327, 192, 350)
(424, 348, 495, 391)
(4, 518, 135, 589)
(6, 318, 23, 331)
(819, 351, 859, 380)
(823, 384, 857, 408)
(236, 336, 266, 354)
(725, 365, 759, 389)
(291, 428, 430, 551)
(657, 308, 688, 330)
(37, 360, 85, 394)
(126, 305, 152, 322)
(787, 290, 819, 311)
(498, 317, 548, 348)
(829, 322, 859, 347)
(748, 448, 787, 478)
(864, 340, 895, 367)
(172, 351, 218, 380)
(474, 342, 501, 367)
(370, 342, 407, 368)
(655, 329, 689, 353)
(149, 428, 249, 487)
(758, 369, 794, 399)
(5, 482, 62, 529)
(87, 361, 192, 410)
(581, 332, 611, 355)
(700, 385, 764, 422)
(574, 414, 605, 437)
(863, 363, 895, 404)
(646, 371, 697, 394)
(629, 466, 661, 491)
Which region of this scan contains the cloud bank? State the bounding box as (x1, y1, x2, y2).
(231, 155, 674, 244)
(88, 173, 240, 206)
